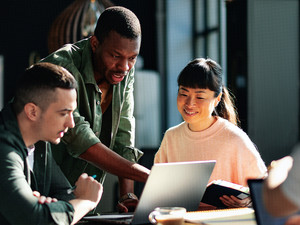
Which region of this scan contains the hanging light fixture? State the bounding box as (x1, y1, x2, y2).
(81, 0, 103, 37)
(47, 0, 113, 53)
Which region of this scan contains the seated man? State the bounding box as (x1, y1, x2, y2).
(0, 62, 102, 225)
(263, 144, 300, 225)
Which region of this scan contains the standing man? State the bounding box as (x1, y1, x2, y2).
(0, 62, 103, 225)
(41, 6, 149, 212)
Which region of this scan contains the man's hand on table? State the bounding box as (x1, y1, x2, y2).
(117, 193, 139, 213)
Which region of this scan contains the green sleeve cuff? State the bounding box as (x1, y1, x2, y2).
(120, 146, 144, 163)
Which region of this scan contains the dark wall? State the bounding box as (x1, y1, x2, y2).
(226, 0, 247, 131)
(0, 0, 156, 104)
(112, 0, 157, 71)
(0, 1, 74, 103)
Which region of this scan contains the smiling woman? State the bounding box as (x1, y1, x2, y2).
(176, 58, 238, 129)
(154, 57, 267, 210)
(177, 86, 221, 132)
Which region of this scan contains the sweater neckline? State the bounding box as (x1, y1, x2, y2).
(183, 117, 226, 140)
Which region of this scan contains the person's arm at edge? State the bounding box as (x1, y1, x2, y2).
(263, 183, 298, 217)
(263, 156, 298, 217)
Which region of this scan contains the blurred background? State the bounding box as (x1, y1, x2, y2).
(0, 0, 299, 212)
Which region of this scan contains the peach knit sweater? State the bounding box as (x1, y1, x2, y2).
(154, 117, 267, 186)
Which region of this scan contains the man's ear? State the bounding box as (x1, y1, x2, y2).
(90, 35, 99, 53)
(24, 103, 40, 121)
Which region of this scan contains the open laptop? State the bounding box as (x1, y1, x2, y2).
(248, 179, 292, 225)
(84, 160, 216, 225)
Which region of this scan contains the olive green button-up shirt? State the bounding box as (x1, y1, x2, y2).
(41, 38, 143, 185)
(0, 102, 75, 225)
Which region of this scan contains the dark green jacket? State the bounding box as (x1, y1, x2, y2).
(0, 102, 75, 225)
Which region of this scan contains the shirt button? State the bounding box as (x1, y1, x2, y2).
(96, 100, 100, 105)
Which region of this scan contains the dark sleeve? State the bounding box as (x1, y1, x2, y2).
(0, 141, 74, 225)
(49, 156, 75, 202)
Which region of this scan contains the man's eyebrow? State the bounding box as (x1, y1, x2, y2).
(57, 108, 73, 112)
(112, 49, 138, 58)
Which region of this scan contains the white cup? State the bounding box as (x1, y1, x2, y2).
(149, 207, 186, 225)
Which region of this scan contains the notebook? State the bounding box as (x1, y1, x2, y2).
(247, 179, 290, 225)
(184, 207, 255, 224)
(84, 160, 216, 225)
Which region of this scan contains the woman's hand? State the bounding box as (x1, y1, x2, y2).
(219, 195, 251, 208)
(198, 202, 218, 211)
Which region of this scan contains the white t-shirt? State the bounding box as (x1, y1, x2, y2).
(27, 145, 35, 171)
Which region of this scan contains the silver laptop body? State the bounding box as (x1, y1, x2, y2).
(84, 160, 216, 225)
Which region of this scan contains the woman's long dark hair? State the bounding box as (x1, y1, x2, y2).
(177, 58, 240, 126)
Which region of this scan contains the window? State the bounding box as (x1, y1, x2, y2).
(161, 0, 226, 129)
(193, 0, 223, 64)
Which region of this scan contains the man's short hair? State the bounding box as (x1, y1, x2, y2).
(13, 62, 77, 115)
(94, 6, 141, 43)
